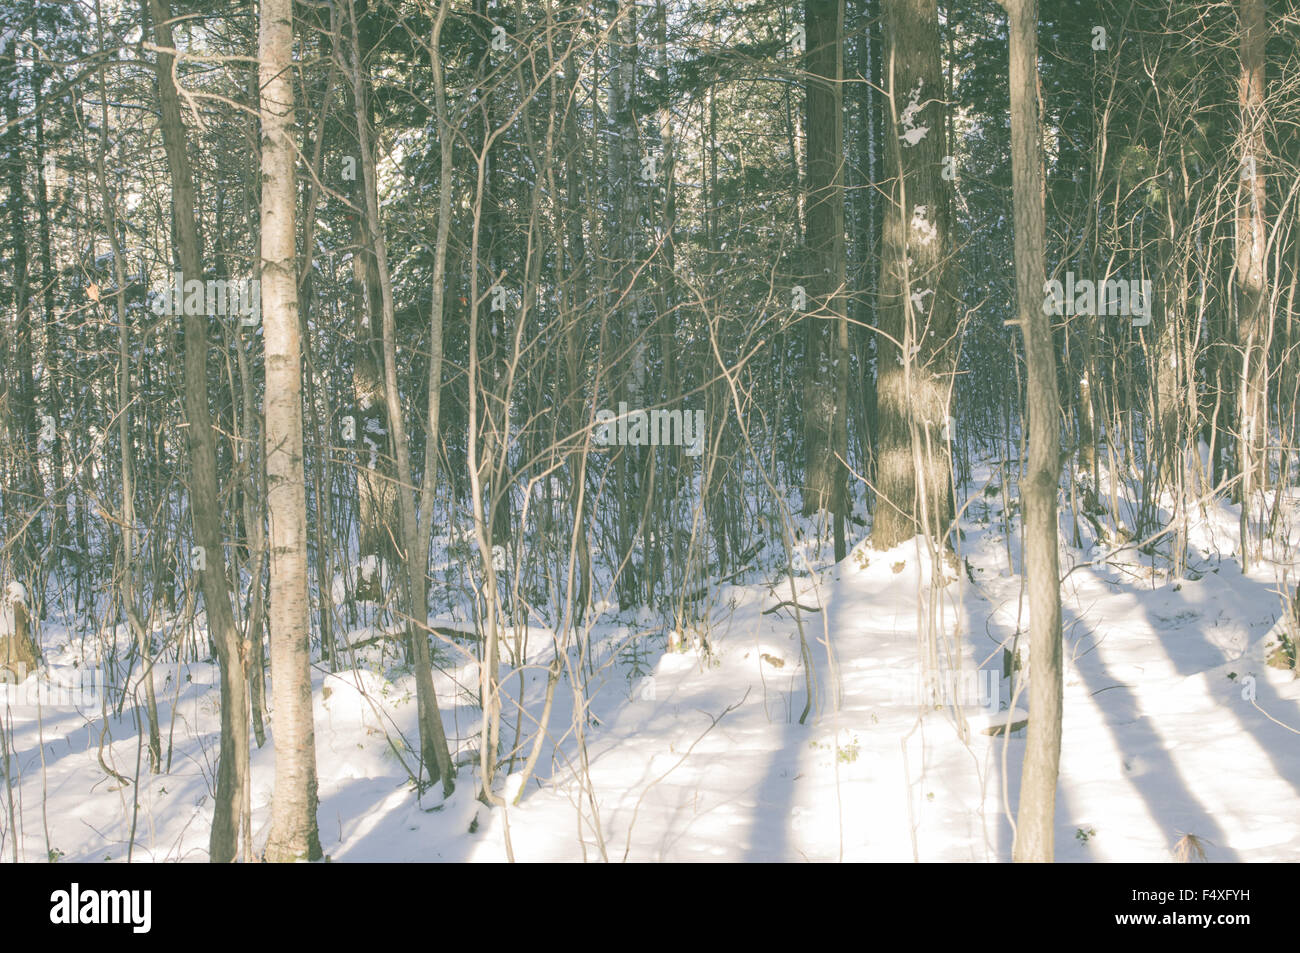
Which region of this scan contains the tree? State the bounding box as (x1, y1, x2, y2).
(260, 0, 323, 863)
(1000, 0, 1062, 864)
(347, 2, 399, 591)
(802, 0, 849, 565)
(145, 0, 250, 864)
(94, 0, 160, 772)
(1, 11, 40, 584)
(346, 0, 455, 796)
(1235, 0, 1269, 571)
(872, 0, 957, 551)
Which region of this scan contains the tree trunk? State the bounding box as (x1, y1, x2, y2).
(872, 0, 956, 551)
(346, 0, 455, 795)
(145, 0, 250, 864)
(92, 20, 161, 770)
(0, 585, 39, 676)
(413, 0, 458, 795)
(3, 34, 39, 581)
(347, 9, 399, 590)
(260, 0, 323, 863)
(1235, 0, 1268, 570)
(802, 0, 849, 566)
(1002, 0, 1063, 863)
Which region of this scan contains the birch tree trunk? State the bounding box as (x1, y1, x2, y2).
(261, 0, 323, 862)
(1235, 0, 1269, 571)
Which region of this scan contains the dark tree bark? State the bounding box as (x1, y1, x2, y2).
(872, 0, 957, 551)
(347, 6, 399, 589)
(347, 0, 455, 796)
(3, 34, 39, 580)
(145, 0, 250, 863)
(802, 0, 849, 565)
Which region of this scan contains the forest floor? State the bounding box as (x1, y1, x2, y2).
(3, 464, 1299, 862)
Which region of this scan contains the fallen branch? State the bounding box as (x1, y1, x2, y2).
(761, 599, 821, 616)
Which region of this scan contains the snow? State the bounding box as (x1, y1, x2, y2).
(331, 556, 392, 606)
(0, 582, 26, 639)
(910, 205, 938, 245)
(2, 465, 1299, 862)
(899, 80, 931, 147)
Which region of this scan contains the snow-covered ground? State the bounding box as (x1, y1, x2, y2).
(2, 466, 1298, 862)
